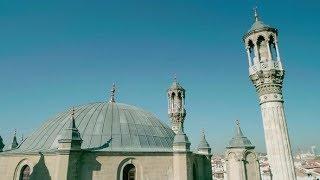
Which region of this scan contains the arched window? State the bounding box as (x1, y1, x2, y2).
(123, 164, 135, 180)
(19, 165, 30, 180)
(177, 92, 182, 110)
(171, 92, 176, 109)
(245, 152, 259, 180)
(248, 40, 255, 64)
(269, 35, 277, 60)
(257, 36, 268, 62)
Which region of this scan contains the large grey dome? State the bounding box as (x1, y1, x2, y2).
(14, 102, 175, 153)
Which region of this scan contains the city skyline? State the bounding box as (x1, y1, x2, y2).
(0, 0, 319, 153)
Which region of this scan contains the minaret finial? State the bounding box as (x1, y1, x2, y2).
(254, 7, 259, 22)
(236, 119, 240, 126)
(109, 83, 116, 103)
(14, 129, 17, 137)
(174, 73, 177, 82)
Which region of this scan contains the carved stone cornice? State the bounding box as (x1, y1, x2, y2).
(249, 69, 285, 97)
(169, 110, 186, 123)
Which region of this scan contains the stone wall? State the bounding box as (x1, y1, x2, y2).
(0, 151, 212, 180)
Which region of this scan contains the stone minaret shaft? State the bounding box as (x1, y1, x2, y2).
(243, 10, 296, 180)
(167, 77, 186, 134)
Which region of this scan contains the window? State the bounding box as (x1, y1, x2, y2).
(257, 36, 268, 61)
(269, 35, 277, 60)
(123, 164, 135, 180)
(19, 165, 30, 180)
(248, 40, 254, 59)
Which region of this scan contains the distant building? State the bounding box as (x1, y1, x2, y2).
(212, 155, 226, 180)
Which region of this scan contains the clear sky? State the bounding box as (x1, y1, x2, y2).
(0, 0, 319, 153)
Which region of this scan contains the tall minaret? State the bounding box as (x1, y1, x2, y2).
(167, 76, 186, 134)
(243, 9, 296, 179)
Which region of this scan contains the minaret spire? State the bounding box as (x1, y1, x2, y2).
(11, 129, 18, 149)
(235, 120, 244, 137)
(197, 129, 211, 155)
(58, 107, 82, 150)
(109, 83, 116, 103)
(254, 7, 259, 22)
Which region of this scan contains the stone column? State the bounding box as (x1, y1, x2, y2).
(274, 37, 281, 61)
(250, 69, 296, 180)
(260, 99, 296, 180)
(172, 130, 192, 180)
(253, 42, 260, 64)
(246, 47, 252, 66)
(266, 40, 272, 61)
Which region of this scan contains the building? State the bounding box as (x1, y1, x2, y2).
(211, 155, 226, 180)
(243, 8, 296, 180)
(225, 121, 260, 180)
(0, 81, 212, 180)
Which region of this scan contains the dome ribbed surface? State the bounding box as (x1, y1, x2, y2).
(13, 102, 175, 153)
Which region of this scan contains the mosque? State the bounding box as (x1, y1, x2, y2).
(0, 10, 296, 180)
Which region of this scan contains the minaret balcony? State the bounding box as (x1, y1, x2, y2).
(249, 60, 283, 75)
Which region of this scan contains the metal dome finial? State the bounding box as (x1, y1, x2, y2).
(109, 83, 116, 103)
(254, 7, 259, 22)
(71, 107, 75, 120)
(68, 107, 77, 129)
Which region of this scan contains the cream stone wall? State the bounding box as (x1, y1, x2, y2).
(0, 153, 56, 180)
(81, 152, 212, 180)
(0, 151, 212, 180)
(80, 152, 174, 180)
(225, 148, 260, 180)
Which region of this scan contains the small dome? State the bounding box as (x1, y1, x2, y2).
(245, 9, 277, 37)
(12, 102, 175, 153)
(198, 131, 210, 149)
(248, 20, 271, 32)
(170, 81, 185, 91)
(227, 121, 254, 149)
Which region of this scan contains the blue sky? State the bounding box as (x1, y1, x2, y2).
(0, 0, 319, 153)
